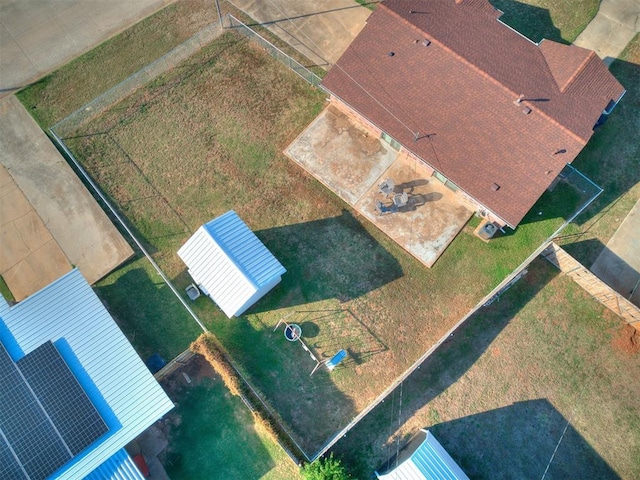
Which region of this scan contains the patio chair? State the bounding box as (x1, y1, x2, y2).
(378, 178, 395, 197)
(393, 192, 409, 208)
(375, 200, 397, 215)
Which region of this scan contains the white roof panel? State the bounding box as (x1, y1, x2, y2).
(0, 269, 174, 480)
(377, 430, 469, 480)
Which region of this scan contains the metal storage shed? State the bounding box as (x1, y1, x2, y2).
(376, 429, 469, 480)
(177, 211, 286, 318)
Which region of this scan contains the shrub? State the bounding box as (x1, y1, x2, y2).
(301, 453, 353, 480)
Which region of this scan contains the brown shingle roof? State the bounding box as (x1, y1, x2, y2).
(321, 0, 625, 227)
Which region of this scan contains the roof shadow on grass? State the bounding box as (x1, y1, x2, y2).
(428, 399, 619, 479)
(95, 260, 201, 360)
(489, 0, 565, 44)
(331, 258, 560, 478)
(569, 57, 640, 228)
(250, 209, 404, 312)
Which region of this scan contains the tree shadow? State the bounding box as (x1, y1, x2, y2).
(489, 0, 565, 43)
(249, 209, 403, 312)
(379, 399, 619, 479)
(330, 258, 560, 477)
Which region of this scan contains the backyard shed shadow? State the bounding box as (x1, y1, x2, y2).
(251, 209, 403, 312)
(430, 399, 619, 479)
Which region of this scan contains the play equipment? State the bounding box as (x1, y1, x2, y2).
(275, 314, 348, 375)
(284, 323, 302, 341)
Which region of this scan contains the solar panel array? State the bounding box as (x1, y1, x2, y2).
(0, 341, 108, 480)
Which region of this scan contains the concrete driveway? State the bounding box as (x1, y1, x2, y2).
(0, 0, 175, 95)
(0, 96, 134, 299)
(230, 0, 371, 68)
(574, 0, 640, 64)
(286, 106, 472, 267)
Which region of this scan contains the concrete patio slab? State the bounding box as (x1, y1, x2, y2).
(592, 198, 640, 307)
(286, 106, 473, 267)
(0, 95, 134, 297)
(230, 0, 370, 68)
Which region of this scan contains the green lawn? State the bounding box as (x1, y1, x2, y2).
(489, 0, 599, 43)
(163, 367, 301, 480)
(93, 255, 202, 360)
(0, 276, 15, 303)
(333, 258, 640, 479)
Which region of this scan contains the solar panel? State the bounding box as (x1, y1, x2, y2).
(0, 341, 109, 480)
(17, 342, 109, 456)
(0, 434, 26, 479)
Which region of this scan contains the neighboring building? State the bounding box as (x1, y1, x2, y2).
(0, 268, 174, 480)
(322, 0, 625, 229)
(177, 210, 286, 318)
(376, 429, 469, 480)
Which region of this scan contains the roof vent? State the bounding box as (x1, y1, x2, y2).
(422, 39, 431, 47)
(522, 107, 532, 114)
(388, 51, 395, 57)
(491, 183, 500, 192)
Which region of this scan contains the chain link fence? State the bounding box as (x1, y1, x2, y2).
(227, 14, 324, 88)
(53, 21, 225, 137)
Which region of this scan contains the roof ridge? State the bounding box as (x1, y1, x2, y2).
(560, 49, 598, 93)
(383, 3, 588, 143)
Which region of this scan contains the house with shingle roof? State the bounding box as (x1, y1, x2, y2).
(321, 0, 625, 229)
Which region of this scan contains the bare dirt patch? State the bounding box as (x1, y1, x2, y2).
(612, 324, 640, 356)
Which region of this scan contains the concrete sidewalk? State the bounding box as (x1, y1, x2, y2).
(230, 0, 370, 68)
(592, 199, 640, 307)
(573, 0, 640, 64)
(0, 0, 175, 95)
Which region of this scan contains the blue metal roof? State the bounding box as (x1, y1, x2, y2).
(0, 269, 174, 479)
(377, 430, 469, 480)
(178, 211, 286, 317)
(84, 448, 145, 480)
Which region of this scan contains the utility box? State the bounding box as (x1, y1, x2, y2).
(475, 220, 498, 242)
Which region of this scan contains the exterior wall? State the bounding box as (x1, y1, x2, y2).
(235, 275, 282, 317)
(329, 95, 382, 137)
(329, 95, 508, 228)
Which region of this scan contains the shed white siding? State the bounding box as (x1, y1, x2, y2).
(377, 430, 469, 480)
(0, 269, 174, 480)
(177, 211, 286, 317)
